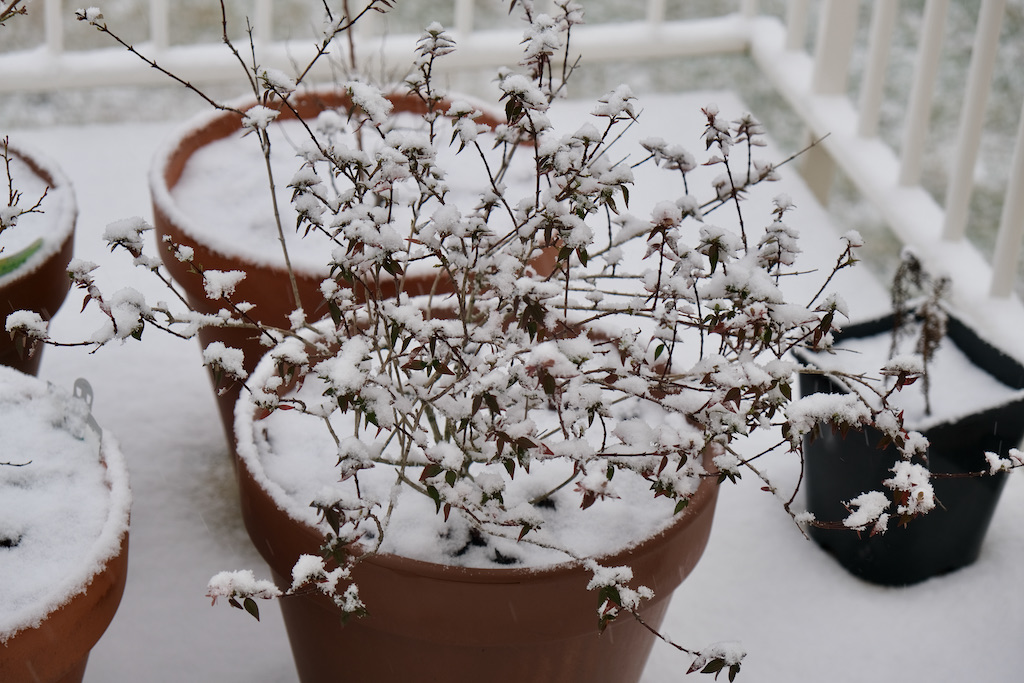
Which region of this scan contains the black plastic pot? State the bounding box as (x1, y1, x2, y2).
(795, 311, 1024, 585)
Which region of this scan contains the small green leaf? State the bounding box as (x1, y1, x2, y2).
(701, 658, 725, 675)
(541, 371, 556, 396)
(243, 597, 261, 621)
(426, 485, 442, 513)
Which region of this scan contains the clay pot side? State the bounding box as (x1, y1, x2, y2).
(0, 533, 129, 683)
(150, 89, 524, 445)
(0, 143, 76, 376)
(237, 456, 716, 683)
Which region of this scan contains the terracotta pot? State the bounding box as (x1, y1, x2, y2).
(234, 363, 720, 682)
(0, 373, 131, 683)
(150, 89, 528, 446)
(0, 143, 76, 375)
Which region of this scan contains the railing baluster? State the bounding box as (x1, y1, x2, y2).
(254, 0, 273, 44)
(942, 0, 1008, 241)
(784, 0, 811, 52)
(801, 0, 859, 202)
(44, 0, 62, 55)
(990, 97, 1024, 297)
(857, 0, 900, 138)
(646, 0, 665, 25)
(899, 0, 948, 187)
(740, 0, 760, 19)
(810, 0, 859, 95)
(455, 0, 475, 37)
(150, 0, 169, 50)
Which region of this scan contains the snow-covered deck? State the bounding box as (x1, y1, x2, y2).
(10, 88, 1024, 682)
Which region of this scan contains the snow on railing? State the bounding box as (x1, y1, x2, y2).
(3, 0, 1024, 352)
(1, 0, 756, 92)
(748, 0, 1024, 356)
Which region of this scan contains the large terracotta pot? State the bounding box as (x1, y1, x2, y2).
(234, 357, 720, 682)
(0, 371, 131, 683)
(0, 142, 76, 375)
(150, 89, 516, 445)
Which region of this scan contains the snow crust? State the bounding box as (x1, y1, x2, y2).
(0, 141, 76, 289)
(0, 367, 131, 642)
(156, 95, 534, 277)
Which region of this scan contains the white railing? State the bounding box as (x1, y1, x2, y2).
(4, 0, 1024, 354)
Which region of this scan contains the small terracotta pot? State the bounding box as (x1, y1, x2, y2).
(0, 371, 130, 683)
(0, 143, 76, 375)
(150, 89, 527, 446)
(234, 366, 719, 682)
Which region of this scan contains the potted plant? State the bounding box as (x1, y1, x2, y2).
(794, 250, 1024, 585)
(0, 367, 131, 683)
(150, 85, 527, 444)
(0, 137, 77, 375)
(11, 1, 972, 679)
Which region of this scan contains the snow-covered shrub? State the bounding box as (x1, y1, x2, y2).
(13, 1, 1012, 678)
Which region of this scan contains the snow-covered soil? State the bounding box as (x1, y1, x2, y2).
(0, 367, 129, 643)
(8, 90, 1023, 682)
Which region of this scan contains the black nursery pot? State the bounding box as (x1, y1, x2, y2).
(796, 312, 1024, 586)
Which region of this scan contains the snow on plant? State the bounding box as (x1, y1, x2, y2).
(1, 137, 48, 252)
(7, 0, 984, 678)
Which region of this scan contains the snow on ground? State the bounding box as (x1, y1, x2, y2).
(9, 90, 1024, 682)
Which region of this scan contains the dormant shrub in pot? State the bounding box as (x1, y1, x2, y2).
(10, 1, 975, 678)
(149, 87, 520, 444)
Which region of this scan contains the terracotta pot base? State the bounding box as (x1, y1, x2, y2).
(237, 447, 718, 683)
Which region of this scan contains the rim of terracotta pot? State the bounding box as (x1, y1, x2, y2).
(0, 370, 131, 682)
(0, 141, 77, 291)
(233, 321, 720, 640)
(149, 86, 508, 280)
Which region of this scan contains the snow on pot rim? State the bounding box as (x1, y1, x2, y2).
(149, 86, 532, 280)
(0, 366, 131, 643)
(233, 317, 716, 575)
(0, 141, 76, 289)
(794, 309, 1024, 433)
